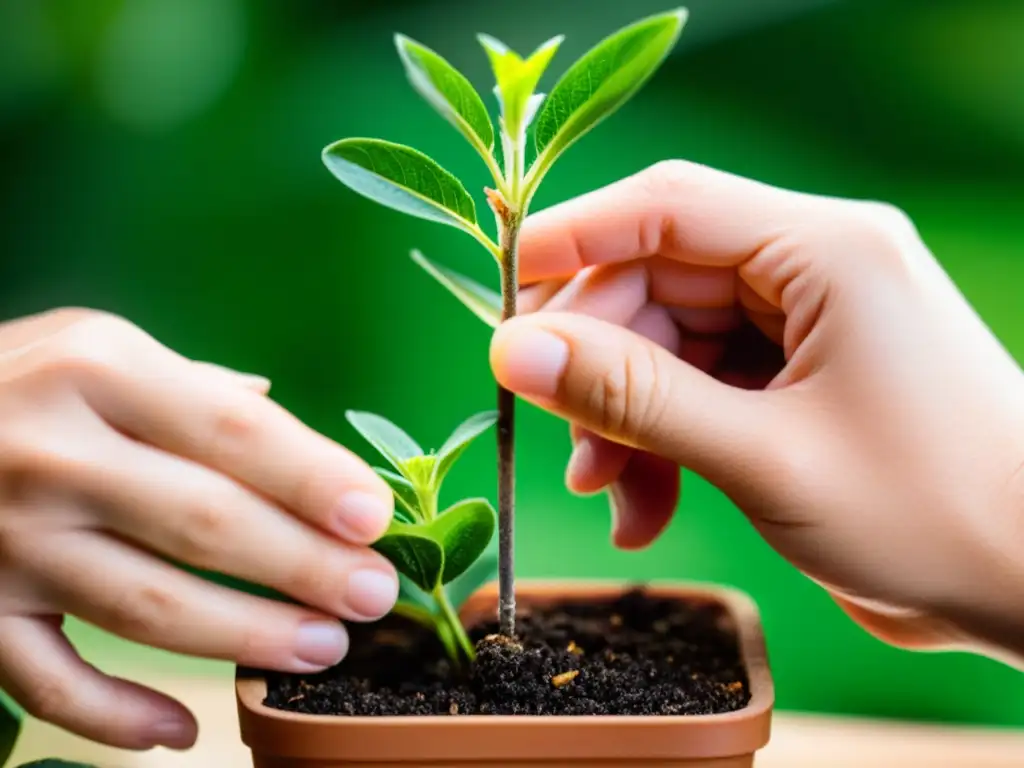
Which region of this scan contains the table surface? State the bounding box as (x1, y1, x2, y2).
(11, 673, 1024, 767)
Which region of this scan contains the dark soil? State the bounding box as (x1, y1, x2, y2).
(262, 589, 750, 716)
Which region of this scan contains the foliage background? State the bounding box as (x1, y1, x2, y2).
(1, 0, 1023, 726)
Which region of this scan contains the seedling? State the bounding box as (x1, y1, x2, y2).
(346, 410, 499, 666)
(323, 9, 687, 638)
(0, 10, 692, 762)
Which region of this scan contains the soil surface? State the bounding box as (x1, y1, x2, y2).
(263, 589, 750, 716)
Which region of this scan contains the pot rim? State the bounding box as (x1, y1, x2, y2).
(237, 579, 773, 726)
(236, 579, 774, 761)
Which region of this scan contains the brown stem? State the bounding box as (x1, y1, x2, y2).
(496, 212, 521, 638)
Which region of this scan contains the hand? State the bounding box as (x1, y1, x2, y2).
(0, 309, 399, 749)
(490, 160, 1024, 665)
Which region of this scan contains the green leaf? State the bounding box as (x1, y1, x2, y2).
(373, 467, 420, 522)
(346, 410, 423, 474)
(16, 762, 100, 767)
(532, 9, 687, 173)
(479, 34, 563, 135)
(373, 520, 444, 592)
(411, 250, 501, 327)
(322, 139, 477, 231)
(432, 499, 496, 584)
(376, 501, 495, 590)
(433, 410, 498, 487)
(444, 546, 498, 609)
(395, 34, 494, 153)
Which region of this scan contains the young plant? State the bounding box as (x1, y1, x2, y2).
(323, 9, 688, 637)
(346, 410, 499, 666)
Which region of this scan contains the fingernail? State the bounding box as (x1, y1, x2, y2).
(333, 491, 391, 542)
(149, 719, 194, 750)
(294, 620, 350, 668)
(494, 326, 569, 398)
(608, 484, 626, 544)
(566, 436, 599, 495)
(217, 364, 271, 390)
(237, 373, 272, 391)
(347, 568, 399, 619)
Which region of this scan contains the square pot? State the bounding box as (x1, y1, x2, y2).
(236, 580, 773, 767)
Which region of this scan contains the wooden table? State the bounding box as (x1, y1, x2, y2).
(11, 673, 1024, 767)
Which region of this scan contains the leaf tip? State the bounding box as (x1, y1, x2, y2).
(535, 34, 565, 54)
(661, 7, 689, 32)
(671, 7, 688, 32)
(477, 33, 507, 54)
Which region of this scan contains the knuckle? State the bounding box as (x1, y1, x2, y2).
(636, 160, 694, 212)
(106, 583, 182, 641)
(586, 362, 624, 437)
(643, 159, 691, 193)
(206, 395, 260, 464)
(858, 200, 917, 238)
(37, 312, 139, 383)
(23, 674, 76, 723)
(174, 497, 231, 567)
(589, 343, 664, 444)
(825, 200, 920, 260)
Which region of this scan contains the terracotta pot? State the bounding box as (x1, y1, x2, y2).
(236, 580, 773, 767)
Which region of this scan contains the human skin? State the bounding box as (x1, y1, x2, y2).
(490, 159, 1024, 668)
(0, 309, 399, 749)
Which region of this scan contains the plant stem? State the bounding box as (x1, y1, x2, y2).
(434, 586, 474, 662)
(496, 213, 521, 638)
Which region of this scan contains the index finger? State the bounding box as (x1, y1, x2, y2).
(518, 160, 815, 285)
(41, 315, 395, 543)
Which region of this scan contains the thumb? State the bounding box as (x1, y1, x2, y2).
(490, 312, 783, 489)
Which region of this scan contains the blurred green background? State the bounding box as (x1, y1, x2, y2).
(2, 0, 1023, 728)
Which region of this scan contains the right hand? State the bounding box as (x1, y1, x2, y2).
(0, 309, 399, 749)
(490, 160, 1024, 666)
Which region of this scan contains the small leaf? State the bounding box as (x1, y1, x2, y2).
(346, 410, 423, 473)
(395, 34, 494, 152)
(323, 138, 477, 231)
(533, 9, 686, 168)
(411, 250, 501, 327)
(433, 410, 498, 487)
(373, 520, 444, 592)
(374, 467, 420, 521)
(1, 693, 22, 767)
(479, 34, 563, 135)
(432, 499, 496, 584)
(402, 454, 437, 489)
(444, 546, 498, 609)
